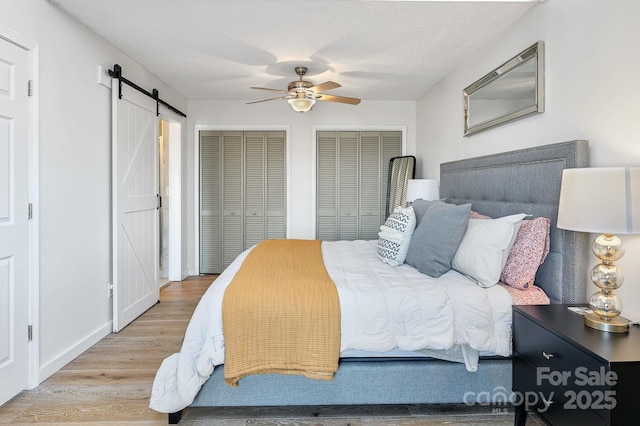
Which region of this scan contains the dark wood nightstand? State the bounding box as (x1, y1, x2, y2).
(512, 304, 640, 426)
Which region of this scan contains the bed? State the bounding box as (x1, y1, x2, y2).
(152, 140, 589, 424)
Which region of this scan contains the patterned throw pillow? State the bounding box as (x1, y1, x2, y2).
(470, 210, 490, 219)
(500, 217, 551, 290)
(498, 282, 550, 305)
(377, 206, 416, 266)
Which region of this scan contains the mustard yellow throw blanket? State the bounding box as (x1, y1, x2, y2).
(222, 239, 341, 386)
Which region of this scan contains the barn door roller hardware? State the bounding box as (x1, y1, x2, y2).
(108, 64, 186, 118)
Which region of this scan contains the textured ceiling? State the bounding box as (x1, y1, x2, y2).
(48, 0, 540, 101)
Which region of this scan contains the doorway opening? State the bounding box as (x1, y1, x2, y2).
(158, 118, 184, 286)
(159, 120, 169, 283)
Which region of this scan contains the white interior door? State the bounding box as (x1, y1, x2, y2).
(112, 80, 159, 332)
(0, 37, 29, 405)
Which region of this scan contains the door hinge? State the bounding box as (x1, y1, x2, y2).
(28, 203, 33, 220)
(28, 325, 33, 341)
(28, 80, 33, 97)
(157, 194, 162, 209)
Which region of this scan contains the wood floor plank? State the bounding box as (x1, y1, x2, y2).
(7, 422, 166, 426)
(111, 320, 191, 338)
(9, 401, 165, 424)
(159, 276, 216, 302)
(136, 302, 199, 321)
(23, 384, 154, 402)
(41, 369, 158, 386)
(0, 399, 32, 424)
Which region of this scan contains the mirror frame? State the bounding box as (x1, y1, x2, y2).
(463, 41, 544, 136)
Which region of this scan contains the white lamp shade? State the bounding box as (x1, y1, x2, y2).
(406, 179, 440, 203)
(557, 167, 640, 234)
(288, 97, 315, 112)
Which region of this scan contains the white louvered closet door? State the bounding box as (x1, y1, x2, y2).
(338, 132, 359, 240)
(359, 132, 382, 239)
(244, 131, 265, 248)
(222, 132, 243, 269)
(316, 130, 402, 241)
(316, 132, 338, 241)
(199, 132, 222, 273)
(199, 130, 286, 274)
(265, 131, 286, 239)
(244, 131, 286, 246)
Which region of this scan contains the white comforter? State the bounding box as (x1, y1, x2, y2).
(150, 240, 513, 413)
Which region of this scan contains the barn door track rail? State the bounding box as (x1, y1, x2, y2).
(108, 64, 186, 117)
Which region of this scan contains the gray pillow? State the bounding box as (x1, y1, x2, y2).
(405, 201, 472, 277)
(411, 198, 437, 228)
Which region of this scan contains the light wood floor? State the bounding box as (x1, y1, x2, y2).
(0, 276, 542, 425)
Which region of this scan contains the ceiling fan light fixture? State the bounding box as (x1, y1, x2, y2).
(288, 97, 315, 112)
(250, 66, 360, 109)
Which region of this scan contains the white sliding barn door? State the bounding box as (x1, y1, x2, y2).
(112, 81, 159, 332)
(0, 36, 29, 406)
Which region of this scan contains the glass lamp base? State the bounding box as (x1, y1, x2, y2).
(584, 312, 629, 333)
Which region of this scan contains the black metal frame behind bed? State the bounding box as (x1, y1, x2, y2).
(168, 140, 589, 424)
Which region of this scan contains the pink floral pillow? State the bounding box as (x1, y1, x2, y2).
(500, 217, 551, 290)
(497, 282, 550, 305)
(470, 210, 490, 219)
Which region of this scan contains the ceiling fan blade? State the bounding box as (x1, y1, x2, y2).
(250, 86, 288, 93)
(308, 81, 341, 93)
(315, 93, 361, 105)
(246, 96, 286, 104)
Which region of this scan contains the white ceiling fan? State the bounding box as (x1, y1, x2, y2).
(248, 66, 361, 112)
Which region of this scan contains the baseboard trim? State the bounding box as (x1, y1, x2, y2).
(37, 321, 112, 385)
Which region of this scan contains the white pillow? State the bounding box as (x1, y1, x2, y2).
(377, 206, 416, 266)
(451, 213, 527, 287)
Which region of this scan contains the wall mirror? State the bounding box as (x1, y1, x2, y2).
(463, 41, 544, 136)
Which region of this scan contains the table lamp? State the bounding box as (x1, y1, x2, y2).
(557, 167, 639, 332)
(406, 179, 440, 205)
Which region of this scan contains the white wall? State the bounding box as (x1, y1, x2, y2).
(0, 0, 187, 382)
(416, 0, 640, 320)
(187, 100, 416, 273)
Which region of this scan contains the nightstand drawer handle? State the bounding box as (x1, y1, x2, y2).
(542, 351, 554, 360)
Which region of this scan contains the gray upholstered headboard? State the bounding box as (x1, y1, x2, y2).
(440, 141, 589, 304)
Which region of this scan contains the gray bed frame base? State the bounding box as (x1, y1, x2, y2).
(169, 140, 589, 424)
